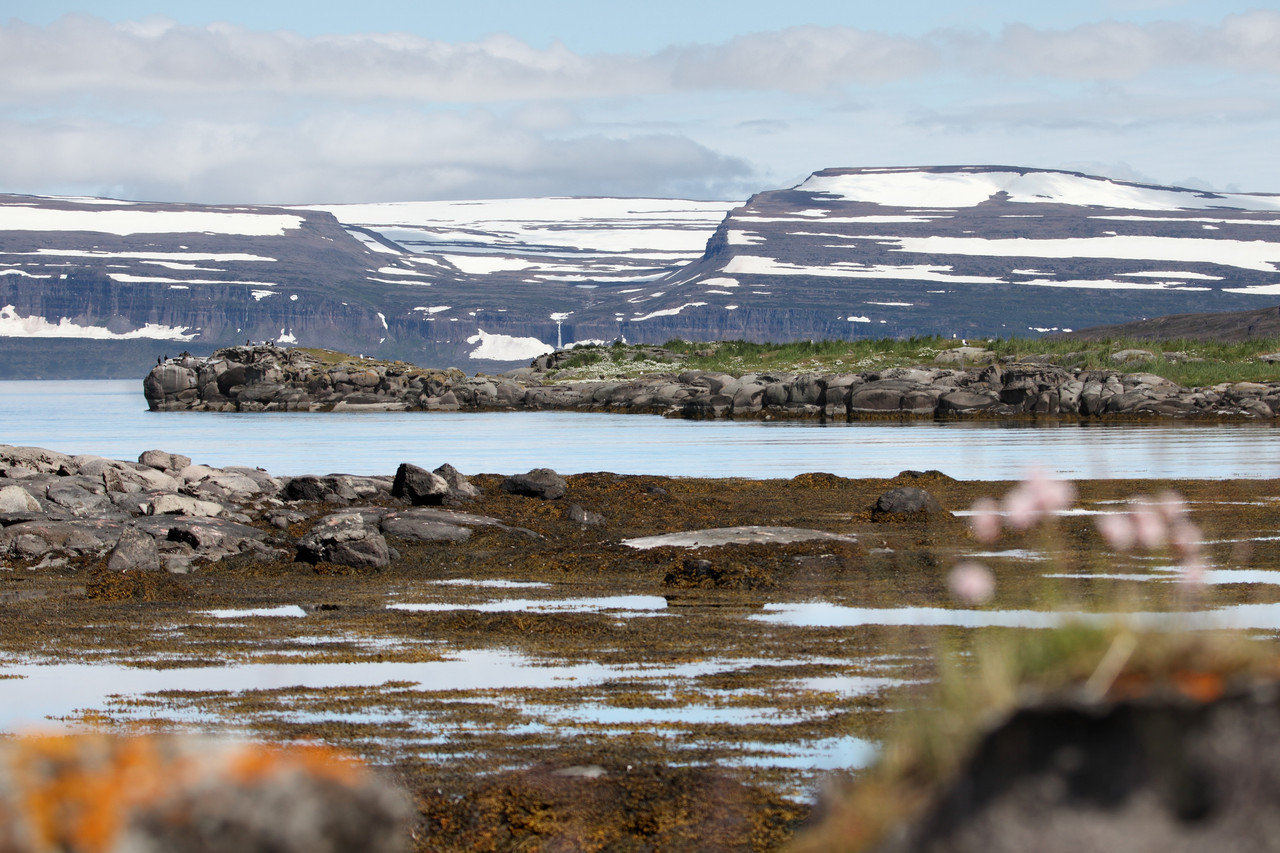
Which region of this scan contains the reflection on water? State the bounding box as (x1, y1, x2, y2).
(752, 600, 1280, 630)
(1, 380, 1278, 479)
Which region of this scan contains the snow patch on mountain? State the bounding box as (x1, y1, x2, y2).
(0, 207, 304, 236)
(0, 305, 197, 341)
(465, 329, 553, 360)
(797, 168, 1280, 212)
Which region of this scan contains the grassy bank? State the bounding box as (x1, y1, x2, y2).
(545, 336, 1280, 387)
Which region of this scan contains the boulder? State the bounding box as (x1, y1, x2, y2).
(433, 463, 482, 501)
(871, 486, 945, 520)
(390, 463, 449, 506)
(283, 476, 358, 503)
(138, 449, 193, 472)
(501, 468, 567, 500)
(297, 513, 392, 568)
(107, 526, 162, 572)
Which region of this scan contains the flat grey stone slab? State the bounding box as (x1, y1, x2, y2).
(621, 526, 857, 550)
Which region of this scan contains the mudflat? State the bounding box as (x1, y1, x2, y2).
(4, 468, 1280, 851)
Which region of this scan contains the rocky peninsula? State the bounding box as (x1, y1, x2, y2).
(144, 343, 1280, 421)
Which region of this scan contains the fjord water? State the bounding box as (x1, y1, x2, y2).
(3, 380, 1279, 479)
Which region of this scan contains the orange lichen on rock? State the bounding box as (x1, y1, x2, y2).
(0, 733, 409, 853)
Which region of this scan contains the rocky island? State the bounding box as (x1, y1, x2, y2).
(144, 342, 1280, 421)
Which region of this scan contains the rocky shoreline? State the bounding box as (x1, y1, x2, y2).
(0, 444, 572, 574)
(144, 344, 1280, 421)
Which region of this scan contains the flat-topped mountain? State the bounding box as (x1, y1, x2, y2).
(650, 165, 1280, 341)
(3, 166, 1280, 377)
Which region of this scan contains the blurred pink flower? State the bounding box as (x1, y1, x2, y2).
(1130, 501, 1168, 550)
(1096, 513, 1136, 552)
(969, 497, 1002, 543)
(1002, 467, 1077, 530)
(948, 561, 996, 605)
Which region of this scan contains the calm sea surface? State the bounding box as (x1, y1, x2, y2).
(2, 380, 1278, 480)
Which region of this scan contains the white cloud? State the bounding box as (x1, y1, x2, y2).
(1, 12, 1278, 202)
(0, 110, 751, 202)
(2, 13, 1276, 106)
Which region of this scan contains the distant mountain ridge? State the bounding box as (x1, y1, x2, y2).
(2, 166, 1279, 377)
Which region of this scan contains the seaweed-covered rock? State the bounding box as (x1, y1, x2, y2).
(501, 468, 567, 500)
(872, 487, 945, 520)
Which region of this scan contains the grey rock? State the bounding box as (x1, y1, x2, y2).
(1110, 348, 1157, 364)
(45, 482, 112, 516)
(935, 346, 996, 365)
(147, 493, 224, 517)
(297, 513, 392, 568)
(937, 390, 1001, 415)
(380, 514, 472, 543)
(390, 463, 449, 506)
(0, 485, 40, 513)
(623, 526, 858, 549)
(107, 526, 162, 572)
(501, 468, 567, 500)
(433, 463, 482, 500)
(872, 486, 945, 519)
(0, 445, 73, 474)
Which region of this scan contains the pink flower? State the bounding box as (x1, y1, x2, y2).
(948, 561, 996, 605)
(969, 497, 1002, 543)
(1002, 467, 1077, 530)
(1096, 513, 1136, 552)
(1130, 501, 1168, 550)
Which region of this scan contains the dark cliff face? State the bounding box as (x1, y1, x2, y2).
(4, 167, 1280, 377)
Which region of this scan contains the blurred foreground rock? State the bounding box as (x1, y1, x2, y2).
(873, 685, 1280, 853)
(0, 734, 409, 853)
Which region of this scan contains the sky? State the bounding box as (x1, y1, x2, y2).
(1, 0, 1278, 203)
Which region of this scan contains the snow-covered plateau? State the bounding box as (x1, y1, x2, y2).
(3, 165, 1279, 377)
